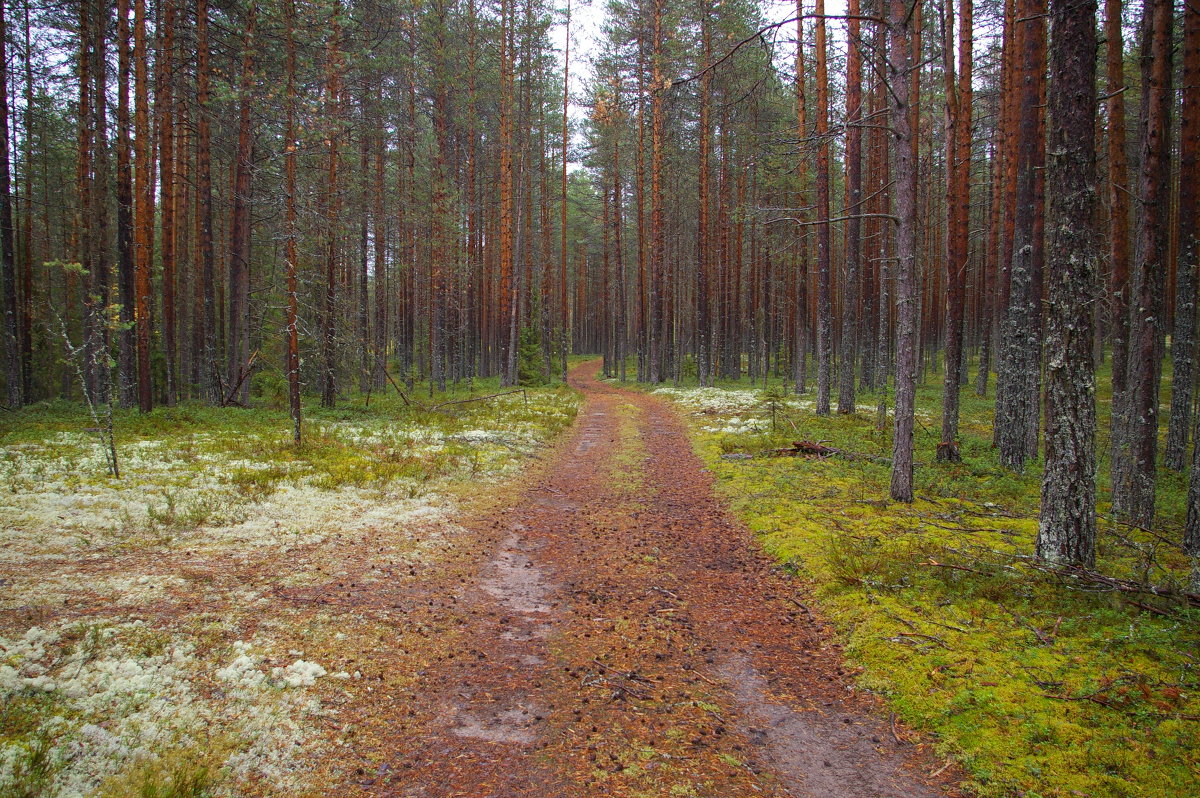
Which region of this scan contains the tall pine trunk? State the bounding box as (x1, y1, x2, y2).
(196, 0, 217, 402)
(938, 0, 971, 461)
(1165, 3, 1199, 471)
(888, 0, 918, 503)
(838, 0, 863, 414)
(159, 0, 177, 405)
(649, 0, 666, 384)
(1112, 0, 1173, 526)
(499, 0, 516, 387)
(116, 0, 135, 407)
(814, 0, 832, 415)
(227, 3, 256, 406)
(1104, 0, 1132, 463)
(792, 0, 809, 395)
(1039, 0, 1098, 567)
(133, 0, 153, 412)
(0, 0, 19, 408)
(284, 0, 301, 444)
(320, 4, 342, 407)
(996, 0, 1046, 471)
(560, 0, 571, 383)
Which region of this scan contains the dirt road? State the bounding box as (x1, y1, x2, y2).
(339, 361, 959, 797)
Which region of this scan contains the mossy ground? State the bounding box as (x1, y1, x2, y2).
(635, 358, 1199, 798)
(0, 377, 581, 796)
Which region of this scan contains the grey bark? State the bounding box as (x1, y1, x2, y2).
(888, 0, 917, 503)
(1038, 0, 1098, 567)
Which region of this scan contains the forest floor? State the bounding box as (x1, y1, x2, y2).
(8, 357, 1194, 797)
(645, 361, 1199, 798)
(0, 360, 961, 797)
(320, 358, 959, 797)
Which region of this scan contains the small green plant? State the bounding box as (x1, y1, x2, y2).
(0, 729, 60, 798)
(756, 386, 788, 432)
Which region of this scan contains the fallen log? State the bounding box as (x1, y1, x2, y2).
(771, 440, 890, 464)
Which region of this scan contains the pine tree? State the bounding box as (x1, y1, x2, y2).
(1039, 0, 1098, 567)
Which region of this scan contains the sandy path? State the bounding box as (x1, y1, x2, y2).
(352, 361, 961, 797)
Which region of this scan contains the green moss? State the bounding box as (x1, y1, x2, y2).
(657, 360, 1199, 798)
(98, 742, 230, 798)
(609, 402, 648, 499)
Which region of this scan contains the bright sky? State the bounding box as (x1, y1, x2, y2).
(547, 0, 855, 112)
(548, 0, 851, 168)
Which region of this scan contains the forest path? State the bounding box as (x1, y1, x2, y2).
(338, 360, 959, 797)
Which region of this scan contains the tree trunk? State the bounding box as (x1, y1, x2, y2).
(649, 0, 666, 384)
(698, 2, 712, 388)
(1104, 0, 1132, 464)
(560, 0, 571, 383)
(1039, 0, 1098, 567)
(996, 0, 1046, 471)
(133, 0, 153, 412)
(0, 0, 20, 408)
(1112, 0, 1173, 526)
(86, 0, 112, 405)
(938, 0, 972, 461)
(499, 0, 516, 387)
(992, 0, 1017, 443)
(792, 0, 808, 396)
(814, 0, 832, 415)
(888, 0, 918, 503)
(873, 7, 891, 426)
(838, 0, 863, 415)
(116, 0, 135, 407)
(373, 84, 388, 389)
(18, 0, 32, 400)
(284, 0, 301, 444)
(197, 0, 218, 402)
(1166, 3, 1199, 471)
(159, 0, 177, 405)
(227, 3, 256, 407)
(321, 4, 342, 407)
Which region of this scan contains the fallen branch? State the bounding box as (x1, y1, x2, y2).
(771, 439, 890, 463)
(384, 370, 424, 410)
(999, 603, 1056, 646)
(1023, 561, 1200, 609)
(786, 596, 818, 623)
(221, 350, 260, 407)
(892, 632, 950, 649)
(428, 389, 527, 413)
(923, 558, 991, 577)
(890, 713, 907, 744)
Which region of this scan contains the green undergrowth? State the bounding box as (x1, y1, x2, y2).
(0, 376, 580, 555)
(647, 360, 1198, 798)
